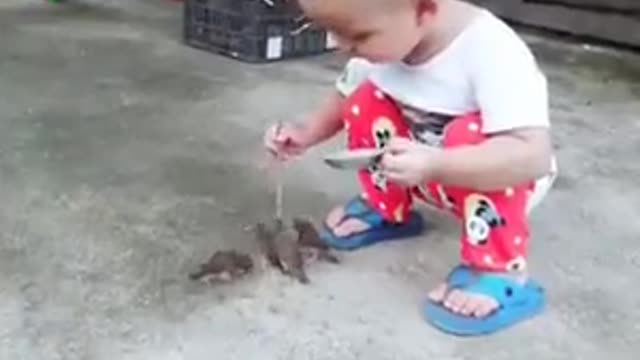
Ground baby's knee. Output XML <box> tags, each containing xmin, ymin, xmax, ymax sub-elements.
<box><xmin>343</xmin><ymin>81</ymin><xmax>410</xmax><ymax>149</ymax></box>
<box><xmin>441</xmin><ymin>112</ymin><xmax>486</xmax><ymax>148</ymax></box>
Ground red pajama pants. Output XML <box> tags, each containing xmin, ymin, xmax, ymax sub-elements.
<box><xmin>344</xmin><ymin>81</ymin><xmax>536</xmax><ymax>272</ymax></box>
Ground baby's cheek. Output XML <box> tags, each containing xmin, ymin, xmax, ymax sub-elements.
<box><xmin>360</xmin><ymin>40</ymin><xmax>397</xmax><ymax>63</ymax></box>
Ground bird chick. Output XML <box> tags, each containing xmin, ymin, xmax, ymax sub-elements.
<box><xmin>189</xmin><ymin>250</ymin><xmax>254</xmax><ymax>284</ymax></box>
<box><xmin>273</xmin><ymin>225</ymin><xmax>310</xmax><ymax>284</ymax></box>
<box><xmin>292</xmin><ymin>217</ymin><xmax>340</xmax><ymax>264</ymax></box>
<box><xmin>255</xmin><ymin>219</ymin><xmax>309</xmax><ymax>284</ymax></box>
<box><xmin>255</xmin><ymin>219</ymin><xmax>282</xmax><ymax>269</ymax></box>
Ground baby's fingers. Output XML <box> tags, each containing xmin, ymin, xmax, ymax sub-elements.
<box><xmin>386</xmin><ymin>137</ymin><xmax>414</xmax><ymax>154</ymax></box>
<box><xmin>382</xmin><ymin>168</ymin><xmax>408</xmax><ymax>186</ymax></box>
<box><xmin>273</xmin><ymin>125</ymin><xmax>296</xmax><ymax>145</ymax></box>
<box><xmin>380</xmin><ymin>153</ymin><xmax>403</xmax><ymax>173</ymax></box>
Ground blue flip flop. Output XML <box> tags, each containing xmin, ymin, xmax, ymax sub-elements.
<box><xmin>423</xmin><ymin>266</ymin><xmax>546</xmax><ymax>336</ymax></box>
<box><xmin>443</xmin><ymin>264</ymin><xmax>475</xmax><ymax>288</ymax></box>
<box><xmin>320</xmin><ymin>196</ymin><xmax>425</xmax><ymax>251</ymax></box>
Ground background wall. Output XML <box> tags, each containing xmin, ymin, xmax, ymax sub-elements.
<box><xmin>472</xmin><ymin>0</ymin><xmax>640</xmax><ymax>48</ymax></box>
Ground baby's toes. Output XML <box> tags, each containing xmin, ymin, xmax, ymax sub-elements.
<box><xmin>427</xmin><ymin>283</ymin><xmax>448</xmax><ymax>303</ymax></box>
<box><xmin>459</xmin><ymin>294</ymin><xmax>483</xmax><ymax>316</ymax></box>
<box><xmin>444</xmin><ymin>289</ymin><xmax>467</xmax><ymax>313</ymax></box>
<box><xmin>473</xmin><ymin>296</ymin><xmax>500</xmax><ymax>318</ymax></box>
<box><xmin>325</xmin><ymin>205</ymin><xmax>345</xmax><ymax>229</ymax></box>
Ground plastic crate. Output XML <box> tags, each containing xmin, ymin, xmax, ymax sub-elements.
<box><xmin>183</xmin><ymin>0</ymin><xmax>336</xmax><ymax>62</ymax></box>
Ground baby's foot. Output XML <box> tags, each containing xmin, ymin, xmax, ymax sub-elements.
<box><xmin>325</xmin><ymin>202</ymin><xmax>371</xmax><ymax>238</ymax></box>
<box><xmin>321</xmin><ymin>196</ymin><xmax>424</xmax><ymax>250</ymax></box>
<box><xmin>427</xmin><ymin>271</ymin><xmax>527</xmax><ymax>318</ymax></box>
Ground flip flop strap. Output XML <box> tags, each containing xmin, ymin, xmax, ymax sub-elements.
<box><xmin>462</xmin><ymin>274</ymin><xmax>530</xmax><ymax>307</ymax></box>
<box><xmin>444</xmin><ymin>265</ymin><xmax>532</xmax><ymax>308</ymax></box>
<box><xmin>445</xmin><ymin>265</ymin><xmax>475</xmax><ymax>288</ymax></box>
<box><xmin>342</xmin><ymin>196</ymin><xmax>386</xmax><ymax>228</ymax></box>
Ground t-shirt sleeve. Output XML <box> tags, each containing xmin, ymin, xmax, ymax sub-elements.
<box><xmin>468</xmin><ymin>24</ymin><xmax>550</xmax><ymax>134</ymax></box>
<box><xmin>335</xmin><ymin>57</ymin><xmax>374</xmax><ymax>97</ymax></box>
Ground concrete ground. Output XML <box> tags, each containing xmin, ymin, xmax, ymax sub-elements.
<box><xmin>1</xmin><ymin>1</ymin><xmax>639</xmax><ymax>359</ymax></box>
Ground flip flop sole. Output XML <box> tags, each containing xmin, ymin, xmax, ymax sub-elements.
<box><xmin>422</xmin><ymin>281</ymin><xmax>546</xmax><ymax>336</ymax></box>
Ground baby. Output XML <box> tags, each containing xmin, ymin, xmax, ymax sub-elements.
<box><xmin>264</xmin><ymin>0</ymin><xmax>557</xmax><ymax>336</ymax></box>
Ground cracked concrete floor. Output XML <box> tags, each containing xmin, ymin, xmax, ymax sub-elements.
<box><xmin>0</xmin><ymin>1</ymin><xmax>639</xmax><ymax>359</ymax></box>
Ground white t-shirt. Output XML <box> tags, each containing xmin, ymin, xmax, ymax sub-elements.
<box><xmin>335</xmin><ymin>9</ymin><xmax>550</xmax><ymax>146</ymax></box>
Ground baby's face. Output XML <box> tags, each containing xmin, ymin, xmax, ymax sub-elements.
<box><xmin>299</xmin><ymin>0</ymin><xmax>435</xmax><ymax>63</ymax></box>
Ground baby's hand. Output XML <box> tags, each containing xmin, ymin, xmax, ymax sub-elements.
<box><xmin>381</xmin><ymin>137</ymin><xmax>443</xmax><ymax>186</ymax></box>
<box><xmin>264</xmin><ymin>122</ymin><xmax>309</xmax><ymax>161</ymax></box>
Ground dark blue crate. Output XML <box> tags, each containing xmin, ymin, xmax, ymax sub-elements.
<box><xmin>183</xmin><ymin>0</ymin><xmax>334</xmax><ymax>62</ymax></box>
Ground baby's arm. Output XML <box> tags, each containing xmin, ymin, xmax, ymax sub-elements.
<box><xmin>299</xmin><ymin>58</ymin><xmax>372</xmax><ymax>148</ymax></box>
<box><xmin>434</xmin><ymin>127</ymin><xmax>552</xmax><ymax>191</ymax></box>
<box><xmin>297</xmin><ymin>90</ymin><xmax>345</xmax><ymax>148</ymax></box>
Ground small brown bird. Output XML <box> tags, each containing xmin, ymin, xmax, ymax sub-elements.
<box><xmin>255</xmin><ymin>220</ymin><xmax>281</xmax><ymax>269</ymax></box>
<box><xmin>292</xmin><ymin>217</ymin><xmax>340</xmax><ymax>264</ymax></box>
<box><xmin>273</xmin><ymin>225</ymin><xmax>310</xmax><ymax>284</ymax></box>
<box><xmin>188</xmin><ymin>250</ymin><xmax>254</xmax><ymax>283</ymax></box>
<box><xmin>255</xmin><ymin>218</ymin><xmax>309</xmax><ymax>284</ymax></box>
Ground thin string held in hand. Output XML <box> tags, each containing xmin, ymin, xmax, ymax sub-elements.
<box><xmin>274</xmin><ymin>122</ymin><xmax>284</xmax><ymax>220</ymax></box>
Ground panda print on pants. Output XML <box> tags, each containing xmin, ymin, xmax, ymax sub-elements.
<box><xmin>464</xmin><ymin>194</ymin><xmax>507</xmax><ymax>246</ymax></box>
<box><xmin>368</xmin><ymin>116</ymin><xmax>396</xmax><ymax>192</ymax></box>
